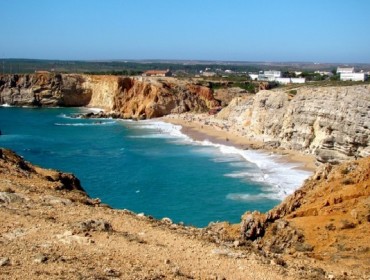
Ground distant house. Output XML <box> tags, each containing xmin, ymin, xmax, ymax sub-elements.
<box><xmin>201</xmin><ymin>71</ymin><xmax>217</xmax><ymax>77</ymax></box>
<box><xmin>337</xmin><ymin>67</ymin><xmax>367</xmax><ymax>81</ymax></box>
<box><xmin>275</xmin><ymin>78</ymin><xmax>291</xmax><ymax>84</ymax></box>
<box><xmin>340</xmin><ymin>73</ymin><xmax>367</xmax><ymax>82</ymax></box>
<box><xmin>249</xmin><ymin>73</ymin><xmax>259</xmax><ymax>80</ymax></box>
<box><xmin>290</xmin><ymin>78</ymin><xmax>306</xmax><ymax>84</ymax></box>
<box><xmin>276</xmin><ymin>77</ymin><xmax>306</xmax><ymax>84</ymax></box>
<box><xmin>257</xmin><ymin>70</ymin><xmax>282</xmax><ymax>82</ymax></box>
<box><xmin>143</xmin><ymin>69</ymin><xmax>172</xmax><ymax>77</ymax></box>
<box><xmin>337</xmin><ymin>67</ymin><xmax>354</xmax><ymax>74</ymax></box>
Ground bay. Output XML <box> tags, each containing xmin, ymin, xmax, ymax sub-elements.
<box><xmin>0</xmin><ymin>107</ymin><xmax>311</xmax><ymax>227</ymax></box>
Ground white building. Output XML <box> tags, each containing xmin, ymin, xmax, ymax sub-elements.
<box><xmin>256</xmin><ymin>70</ymin><xmax>305</xmax><ymax>84</ymax></box>
<box><xmin>337</xmin><ymin>67</ymin><xmax>354</xmax><ymax>74</ymax></box>
<box><xmin>290</xmin><ymin>78</ymin><xmax>306</xmax><ymax>84</ymax></box>
<box><xmin>340</xmin><ymin>73</ymin><xmax>367</xmax><ymax>82</ymax></box>
<box><xmin>249</xmin><ymin>73</ymin><xmax>259</xmax><ymax>80</ymax></box>
<box><xmin>275</xmin><ymin>78</ymin><xmax>291</xmax><ymax>84</ymax></box>
<box><xmin>275</xmin><ymin>77</ymin><xmax>306</xmax><ymax>84</ymax></box>
<box><xmin>263</xmin><ymin>70</ymin><xmax>282</xmax><ymax>79</ymax></box>
<box><xmin>201</xmin><ymin>71</ymin><xmax>217</xmax><ymax>77</ymax></box>
<box><xmin>257</xmin><ymin>70</ymin><xmax>282</xmax><ymax>82</ymax></box>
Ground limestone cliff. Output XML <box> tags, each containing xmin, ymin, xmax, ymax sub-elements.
<box><xmin>0</xmin><ymin>74</ymin><xmax>219</xmax><ymax>117</ymax></box>
<box><xmin>218</xmin><ymin>85</ymin><xmax>370</xmax><ymax>163</ymax></box>
<box><xmin>0</xmin><ymin>73</ymin><xmax>92</xmax><ymax>107</ymax></box>
<box><xmin>113</xmin><ymin>77</ymin><xmax>219</xmax><ymax>119</ymax></box>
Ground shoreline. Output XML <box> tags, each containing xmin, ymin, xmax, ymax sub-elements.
<box><xmin>161</xmin><ymin>113</ymin><xmax>317</xmax><ymax>173</ymax></box>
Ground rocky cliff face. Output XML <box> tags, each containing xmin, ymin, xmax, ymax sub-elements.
<box><xmin>0</xmin><ymin>74</ymin><xmax>219</xmax><ymax>118</ymax></box>
<box><xmin>113</xmin><ymin>77</ymin><xmax>219</xmax><ymax>119</ymax></box>
<box><xmin>218</xmin><ymin>85</ymin><xmax>370</xmax><ymax>163</ymax></box>
<box><xmin>239</xmin><ymin>157</ymin><xmax>370</xmax><ymax>278</ymax></box>
<box><xmin>0</xmin><ymin>73</ymin><xmax>92</xmax><ymax>107</ymax></box>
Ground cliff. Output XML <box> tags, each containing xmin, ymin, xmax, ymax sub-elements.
<box><xmin>239</xmin><ymin>157</ymin><xmax>370</xmax><ymax>279</ymax></box>
<box><xmin>0</xmin><ymin>74</ymin><xmax>219</xmax><ymax>117</ymax></box>
<box><xmin>217</xmin><ymin>85</ymin><xmax>370</xmax><ymax>163</ymax></box>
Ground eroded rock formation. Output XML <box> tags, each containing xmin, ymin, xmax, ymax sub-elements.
<box><xmin>218</xmin><ymin>85</ymin><xmax>370</xmax><ymax>162</ymax></box>
<box><xmin>239</xmin><ymin>157</ymin><xmax>370</xmax><ymax>277</ymax></box>
<box><xmin>0</xmin><ymin>74</ymin><xmax>220</xmax><ymax>118</ymax></box>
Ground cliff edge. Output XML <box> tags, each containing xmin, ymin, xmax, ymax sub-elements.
<box><xmin>239</xmin><ymin>157</ymin><xmax>370</xmax><ymax>279</ymax></box>
<box><xmin>0</xmin><ymin>148</ymin><xmax>300</xmax><ymax>280</ymax></box>
<box><xmin>0</xmin><ymin>74</ymin><xmax>220</xmax><ymax>118</ymax></box>
<box><xmin>218</xmin><ymin>85</ymin><xmax>370</xmax><ymax>163</ymax></box>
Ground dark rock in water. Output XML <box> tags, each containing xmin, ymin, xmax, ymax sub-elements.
<box><xmin>71</xmin><ymin>111</ymin><xmax>117</xmax><ymax>120</ymax></box>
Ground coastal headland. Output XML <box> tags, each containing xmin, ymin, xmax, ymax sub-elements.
<box><xmin>1</xmin><ymin>73</ymin><xmax>370</xmax><ymax>278</ymax></box>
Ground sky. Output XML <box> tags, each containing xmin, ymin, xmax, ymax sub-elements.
<box><xmin>1</xmin><ymin>0</ymin><xmax>370</xmax><ymax>63</ymax></box>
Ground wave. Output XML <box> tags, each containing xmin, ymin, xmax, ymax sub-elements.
<box><xmin>83</xmin><ymin>107</ymin><xmax>105</xmax><ymax>113</ymax></box>
<box><xmin>0</xmin><ymin>103</ymin><xmax>13</xmax><ymax>107</ymax></box>
<box><xmin>129</xmin><ymin>119</ymin><xmax>312</xmax><ymax>200</ymax></box>
<box><xmin>226</xmin><ymin>193</ymin><xmax>280</xmax><ymax>202</ymax></box>
<box><xmin>54</xmin><ymin>121</ymin><xmax>116</xmax><ymax>126</ymax></box>
<box><xmin>132</xmin><ymin>120</ymin><xmax>190</xmax><ymax>140</ymax></box>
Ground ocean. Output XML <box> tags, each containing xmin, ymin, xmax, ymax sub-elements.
<box><xmin>0</xmin><ymin>106</ymin><xmax>312</xmax><ymax>227</ymax></box>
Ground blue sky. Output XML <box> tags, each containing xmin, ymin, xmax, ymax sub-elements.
<box><xmin>1</xmin><ymin>0</ymin><xmax>369</xmax><ymax>63</ymax></box>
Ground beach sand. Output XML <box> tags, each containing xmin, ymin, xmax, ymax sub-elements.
<box><xmin>162</xmin><ymin>113</ymin><xmax>317</xmax><ymax>172</ymax></box>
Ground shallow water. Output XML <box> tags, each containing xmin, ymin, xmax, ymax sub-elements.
<box><xmin>0</xmin><ymin>107</ymin><xmax>311</xmax><ymax>227</ymax></box>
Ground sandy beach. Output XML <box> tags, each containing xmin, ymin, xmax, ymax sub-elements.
<box><xmin>162</xmin><ymin>113</ymin><xmax>317</xmax><ymax>172</ymax></box>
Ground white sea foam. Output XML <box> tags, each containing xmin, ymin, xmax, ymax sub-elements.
<box><xmin>84</xmin><ymin>107</ymin><xmax>105</xmax><ymax>113</ymax></box>
<box><xmin>54</xmin><ymin>121</ymin><xmax>116</xmax><ymax>126</ymax></box>
<box><xmin>133</xmin><ymin>120</ymin><xmax>190</xmax><ymax>140</ymax></box>
<box><xmin>132</xmin><ymin>120</ymin><xmax>312</xmax><ymax>201</ymax></box>
<box><xmin>0</xmin><ymin>103</ymin><xmax>13</xmax><ymax>107</ymax></box>
<box><xmin>226</xmin><ymin>193</ymin><xmax>280</xmax><ymax>201</ymax></box>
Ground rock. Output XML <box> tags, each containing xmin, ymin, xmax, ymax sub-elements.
<box><xmin>73</xmin><ymin>219</ymin><xmax>113</xmax><ymax>233</ymax></box>
<box><xmin>217</xmin><ymin>85</ymin><xmax>370</xmax><ymax>163</ymax></box>
<box><xmin>240</xmin><ymin>211</ymin><xmax>266</xmax><ymax>241</ymax></box>
<box><xmin>42</xmin><ymin>195</ymin><xmax>72</xmax><ymax>206</ymax></box>
<box><xmin>56</xmin><ymin>231</ymin><xmax>91</xmax><ymax>245</ymax></box>
<box><xmin>339</xmin><ymin>220</ymin><xmax>356</xmax><ymax>229</ymax></box>
<box><xmin>0</xmin><ymin>192</ymin><xmax>27</xmax><ymax>204</ymax></box>
<box><xmin>104</xmin><ymin>268</ymin><xmax>121</xmax><ymax>277</ymax></box>
<box><xmin>34</xmin><ymin>254</ymin><xmax>48</xmax><ymax>263</ymax></box>
<box><xmin>161</xmin><ymin>217</ymin><xmax>173</xmax><ymax>224</ymax></box>
<box><xmin>0</xmin><ymin>257</ymin><xmax>10</xmax><ymax>266</ymax></box>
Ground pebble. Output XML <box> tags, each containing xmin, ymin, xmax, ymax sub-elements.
<box><xmin>161</xmin><ymin>217</ymin><xmax>173</xmax><ymax>224</ymax></box>
<box><xmin>0</xmin><ymin>257</ymin><xmax>10</xmax><ymax>266</ymax></box>
<box><xmin>34</xmin><ymin>254</ymin><xmax>48</xmax><ymax>263</ymax></box>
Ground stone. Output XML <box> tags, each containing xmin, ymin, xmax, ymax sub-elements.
<box><xmin>0</xmin><ymin>257</ymin><xmax>10</xmax><ymax>266</ymax></box>
<box><xmin>0</xmin><ymin>192</ymin><xmax>27</xmax><ymax>204</ymax></box>
<box><xmin>73</xmin><ymin>219</ymin><xmax>113</xmax><ymax>233</ymax></box>
<box><xmin>34</xmin><ymin>254</ymin><xmax>48</xmax><ymax>263</ymax></box>
<box><xmin>161</xmin><ymin>217</ymin><xmax>173</xmax><ymax>224</ymax></box>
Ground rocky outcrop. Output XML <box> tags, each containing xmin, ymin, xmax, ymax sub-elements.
<box><xmin>239</xmin><ymin>157</ymin><xmax>370</xmax><ymax>277</ymax></box>
<box><xmin>0</xmin><ymin>73</ymin><xmax>92</xmax><ymax>107</ymax></box>
<box><xmin>113</xmin><ymin>77</ymin><xmax>219</xmax><ymax>119</ymax></box>
<box><xmin>218</xmin><ymin>85</ymin><xmax>370</xmax><ymax>163</ymax></box>
<box><xmin>0</xmin><ymin>74</ymin><xmax>220</xmax><ymax>118</ymax></box>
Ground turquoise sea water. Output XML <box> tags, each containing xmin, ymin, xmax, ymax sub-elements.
<box><xmin>0</xmin><ymin>107</ymin><xmax>311</xmax><ymax>227</ymax></box>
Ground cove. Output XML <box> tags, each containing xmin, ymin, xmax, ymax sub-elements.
<box><xmin>0</xmin><ymin>106</ymin><xmax>311</xmax><ymax>227</ymax></box>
